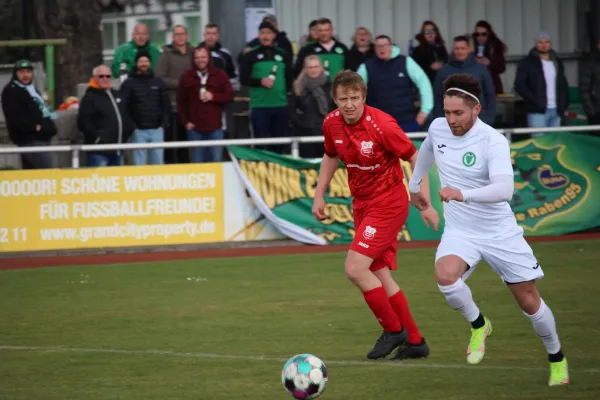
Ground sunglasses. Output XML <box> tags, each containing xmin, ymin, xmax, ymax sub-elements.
<box><xmin>97</xmin><ymin>74</ymin><xmax>112</xmax><ymax>79</ymax></box>
<box><xmin>475</xmin><ymin>32</ymin><xmax>488</xmax><ymax>37</ymax></box>
<box><xmin>424</xmin><ymin>29</ymin><xmax>436</xmax><ymax>34</ymax></box>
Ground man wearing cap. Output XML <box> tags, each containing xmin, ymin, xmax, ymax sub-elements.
<box><xmin>119</xmin><ymin>50</ymin><xmax>171</xmax><ymax>165</ymax></box>
<box><xmin>239</xmin><ymin>14</ymin><xmax>293</xmax><ymax>63</ymax></box>
<box><xmin>514</xmin><ymin>32</ymin><xmax>569</xmax><ymax>134</ymax></box>
<box><xmin>1</xmin><ymin>59</ymin><xmax>58</xmax><ymax>169</ymax></box>
<box><xmin>239</xmin><ymin>21</ymin><xmax>293</xmax><ymax>153</ymax></box>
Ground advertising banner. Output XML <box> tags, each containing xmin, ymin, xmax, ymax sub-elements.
<box><xmin>228</xmin><ymin>144</ymin><xmax>444</xmax><ymax>245</ymax></box>
<box><xmin>0</xmin><ymin>164</ymin><xmax>224</xmax><ymax>252</ymax></box>
<box><xmin>228</xmin><ymin>133</ymin><xmax>600</xmax><ymax>244</ymax></box>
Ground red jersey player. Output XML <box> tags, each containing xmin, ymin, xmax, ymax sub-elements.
<box><xmin>312</xmin><ymin>70</ymin><xmax>439</xmax><ymax>360</ymax></box>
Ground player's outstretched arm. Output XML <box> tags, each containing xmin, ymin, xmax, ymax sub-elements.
<box><xmin>312</xmin><ymin>154</ymin><xmax>340</xmax><ymax>221</ymax></box>
<box><xmin>407</xmin><ymin>137</ymin><xmax>439</xmax><ymax>231</ymax></box>
<box><xmin>408</xmin><ymin>136</ymin><xmax>435</xmax><ymax>209</ymax></box>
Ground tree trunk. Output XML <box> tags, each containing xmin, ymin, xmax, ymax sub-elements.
<box><xmin>34</xmin><ymin>0</ymin><xmax>103</xmax><ymax>104</ymax></box>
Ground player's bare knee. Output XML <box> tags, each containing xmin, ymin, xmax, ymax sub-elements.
<box><xmin>435</xmin><ymin>256</ymin><xmax>468</xmax><ymax>286</ymax></box>
<box><xmin>344</xmin><ymin>261</ymin><xmax>363</xmax><ymax>284</ymax></box>
<box><xmin>508</xmin><ymin>280</ymin><xmax>541</xmax><ymax>314</ymax></box>
<box><xmin>345</xmin><ymin>250</ymin><xmax>373</xmax><ymax>282</ymax></box>
<box><xmin>373</xmin><ymin>268</ymin><xmax>400</xmax><ymax>295</ymax></box>
<box><xmin>435</xmin><ymin>265</ymin><xmax>461</xmax><ymax>286</ymax></box>
<box><xmin>345</xmin><ymin>259</ymin><xmax>367</xmax><ymax>284</ymax></box>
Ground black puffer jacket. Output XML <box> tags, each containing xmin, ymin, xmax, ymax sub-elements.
<box><xmin>578</xmin><ymin>49</ymin><xmax>600</xmax><ymax>117</ymax></box>
<box><xmin>77</xmin><ymin>83</ymin><xmax>135</xmax><ymax>154</ymax></box>
<box><xmin>514</xmin><ymin>48</ymin><xmax>569</xmax><ymax>114</ymax></box>
<box><xmin>119</xmin><ymin>69</ymin><xmax>171</xmax><ymax>130</ymax></box>
<box><xmin>1</xmin><ymin>75</ymin><xmax>57</xmax><ymax>146</ymax></box>
<box><xmin>345</xmin><ymin>43</ymin><xmax>375</xmax><ymax>72</ymax></box>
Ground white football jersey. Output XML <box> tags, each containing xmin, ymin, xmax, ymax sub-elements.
<box><xmin>428</xmin><ymin>117</ymin><xmax>522</xmax><ymax>239</ymax></box>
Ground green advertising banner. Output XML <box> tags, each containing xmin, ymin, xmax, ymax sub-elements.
<box><xmin>228</xmin><ymin>133</ymin><xmax>600</xmax><ymax>245</ymax></box>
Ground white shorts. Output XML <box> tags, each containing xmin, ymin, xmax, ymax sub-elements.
<box><xmin>435</xmin><ymin>231</ymin><xmax>544</xmax><ymax>284</ymax></box>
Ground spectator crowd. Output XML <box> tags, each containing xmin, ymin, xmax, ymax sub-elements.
<box><xmin>2</xmin><ymin>14</ymin><xmax>599</xmax><ymax>169</ymax></box>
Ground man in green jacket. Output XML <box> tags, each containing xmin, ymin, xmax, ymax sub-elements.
<box><xmin>111</xmin><ymin>23</ymin><xmax>162</xmax><ymax>78</ymax></box>
<box><xmin>239</xmin><ymin>21</ymin><xmax>293</xmax><ymax>154</ymax></box>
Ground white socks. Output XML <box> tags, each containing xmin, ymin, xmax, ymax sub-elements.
<box><xmin>525</xmin><ymin>299</ymin><xmax>561</xmax><ymax>355</ymax></box>
<box><xmin>438</xmin><ymin>279</ymin><xmax>481</xmax><ymax>323</ymax></box>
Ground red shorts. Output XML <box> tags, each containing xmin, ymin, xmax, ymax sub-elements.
<box><xmin>349</xmin><ymin>202</ymin><xmax>409</xmax><ymax>272</ymax></box>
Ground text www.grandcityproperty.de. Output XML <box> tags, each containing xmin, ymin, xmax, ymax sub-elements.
<box><xmin>39</xmin><ymin>221</ymin><xmax>216</xmax><ymax>242</ymax></box>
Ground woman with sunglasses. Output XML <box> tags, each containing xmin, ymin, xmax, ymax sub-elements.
<box><xmin>412</xmin><ymin>20</ymin><xmax>449</xmax><ymax>85</ymax></box>
<box><xmin>472</xmin><ymin>20</ymin><xmax>507</xmax><ymax>94</ymax></box>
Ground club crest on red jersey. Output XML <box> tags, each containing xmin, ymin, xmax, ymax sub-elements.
<box><xmin>363</xmin><ymin>225</ymin><xmax>377</xmax><ymax>240</ymax></box>
<box><xmin>360</xmin><ymin>141</ymin><xmax>374</xmax><ymax>156</ymax></box>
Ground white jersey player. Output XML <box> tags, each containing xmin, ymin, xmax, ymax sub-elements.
<box><xmin>408</xmin><ymin>73</ymin><xmax>569</xmax><ymax>386</ymax></box>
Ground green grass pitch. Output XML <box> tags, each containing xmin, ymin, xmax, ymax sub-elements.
<box><xmin>1</xmin><ymin>240</ymin><xmax>599</xmax><ymax>399</ymax></box>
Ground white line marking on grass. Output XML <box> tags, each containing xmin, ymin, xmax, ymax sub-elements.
<box><xmin>1</xmin><ymin>345</ymin><xmax>598</xmax><ymax>374</ymax></box>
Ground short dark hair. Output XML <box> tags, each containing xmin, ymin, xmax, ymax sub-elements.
<box><xmin>205</xmin><ymin>23</ymin><xmax>219</xmax><ymax>31</ymax></box>
<box><xmin>172</xmin><ymin>24</ymin><xmax>187</xmax><ymax>33</ymax></box>
<box><xmin>453</xmin><ymin>35</ymin><xmax>470</xmax><ymax>44</ymax></box>
<box><xmin>331</xmin><ymin>69</ymin><xmax>367</xmax><ymax>99</ymax></box>
<box><xmin>317</xmin><ymin>18</ymin><xmax>332</xmax><ymax>26</ymax></box>
<box><xmin>443</xmin><ymin>74</ymin><xmax>481</xmax><ymax>107</ymax></box>
<box><xmin>309</xmin><ymin>19</ymin><xmax>318</xmax><ymax>28</ymax></box>
<box><xmin>375</xmin><ymin>34</ymin><xmax>392</xmax><ymax>43</ymax></box>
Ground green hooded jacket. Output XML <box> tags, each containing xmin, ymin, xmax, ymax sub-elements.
<box><xmin>110</xmin><ymin>40</ymin><xmax>162</xmax><ymax>77</ymax></box>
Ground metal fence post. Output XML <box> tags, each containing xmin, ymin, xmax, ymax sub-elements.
<box><xmin>504</xmin><ymin>129</ymin><xmax>513</xmax><ymax>143</ymax></box>
<box><xmin>291</xmin><ymin>139</ymin><xmax>300</xmax><ymax>158</ymax></box>
<box><xmin>45</xmin><ymin>44</ymin><xmax>55</xmax><ymax>110</ymax></box>
<box><xmin>71</xmin><ymin>147</ymin><xmax>80</xmax><ymax>168</ymax></box>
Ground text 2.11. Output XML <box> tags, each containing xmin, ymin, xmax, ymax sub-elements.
<box><xmin>0</xmin><ymin>228</ymin><xmax>27</xmax><ymax>243</ymax></box>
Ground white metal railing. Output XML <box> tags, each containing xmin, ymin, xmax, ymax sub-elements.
<box><xmin>0</xmin><ymin>125</ymin><xmax>597</xmax><ymax>169</ymax></box>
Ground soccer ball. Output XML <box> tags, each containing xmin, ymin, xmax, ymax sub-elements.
<box><xmin>281</xmin><ymin>353</ymin><xmax>328</xmax><ymax>399</ymax></box>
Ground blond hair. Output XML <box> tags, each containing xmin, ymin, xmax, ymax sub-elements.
<box><xmin>351</xmin><ymin>27</ymin><xmax>371</xmax><ymax>45</ymax></box>
<box><xmin>331</xmin><ymin>70</ymin><xmax>367</xmax><ymax>99</ymax></box>
<box><xmin>293</xmin><ymin>55</ymin><xmax>323</xmax><ymax>96</ymax></box>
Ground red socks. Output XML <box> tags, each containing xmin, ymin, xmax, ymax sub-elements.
<box><xmin>388</xmin><ymin>290</ymin><xmax>423</xmax><ymax>344</ymax></box>
<box><xmin>362</xmin><ymin>286</ymin><xmax>401</xmax><ymax>332</ymax></box>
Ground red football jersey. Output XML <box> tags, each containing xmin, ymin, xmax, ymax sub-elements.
<box><xmin>322</xmin><ymin>105</ymin><xmax>417</xmax><ymax>206</ymax></box>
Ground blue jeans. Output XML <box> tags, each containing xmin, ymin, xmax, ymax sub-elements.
<box><xmin>87</xmin><ymin>153</ymin><xmax>123</xmax><ymax>167</ymax></box>
<box><xmin>187</xmin><ymin>129</ymin><xmax>225</xmax><ymax>163</ymax></box>
<box><xmin>251</xmin><ymin>107</ymin><xmax>290</xmax><ymax>153</ymax></box>
<box><xmin>527</xmin><ymin>108</ymin><xmax>561</xmax><ymax>137</ymax></box>
<box><xmin>130</xmin><ymin>128</ymin><xmax>164</xmax><ymax>165</ymax></box>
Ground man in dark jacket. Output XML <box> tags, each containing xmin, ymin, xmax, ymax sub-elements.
<box><xmin>294</xmin><ymin>18</ymin><xmax>349</xmax><ymax>80</ymax></box>
<box><xmin>515</xmin><ymin>32</ymin><xmax>569</xmax><ymax>135</ymax></box>
<box><xmin>1</xmin><ymin>59</ymin><xmax>57</xmax><ymax>169</ymax></box>
<box><xmin>432</xmin><ymin>35</ymin><xmax>496</xmax><ymax>125</ymax></box>
<box><xmin>77</xmin><ymin>64</ymin><xmax>134</xmax><ymax>167</ymax></box>
<box><xmin>240</xmin><ymin>21</ymin><xmax>293</xmax><ymax>154</ymax></box>
<box><xmin>344</xmin><ymin>27</ymin><xmax>375</xmax><ymax>72</ymax></box>
<box><xmin>578</xmin><ymin>36</ymin><xmax>600</xmax><ymax>134</ymax></box>
<box><xmin>357</xmin><ymin>36</ymin><xmax>433</xmax><ymax>132</ymax></box>
<box><xmin>120</xmin><ymin>50</ymin><xmax>171</xmax><ymax>165</ymax></box>
<box><xmin>199</xmin><ymin>23</ymin><xmax>240</xmax><ymax>147</ymax></box>
<box><xmin>199</xmin><ymin>23</ymin><xmax>239</xmax><ymax>89</ymax></box>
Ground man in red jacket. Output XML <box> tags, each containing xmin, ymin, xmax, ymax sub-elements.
<box><xmin>176</xmin><ymin>45</ymin><xmax>234</xmax><ymax>163</ymax></box>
